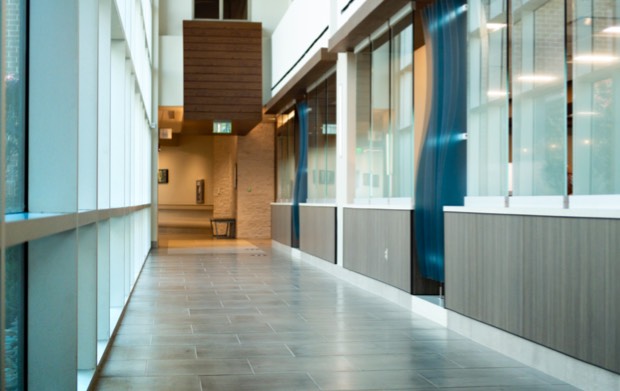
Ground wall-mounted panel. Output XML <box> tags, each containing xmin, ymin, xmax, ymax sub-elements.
<box><xmin>183</xmin><ymin>20</ymin><xmax>262</xmax><ymax>134</ymax></box>
<box><xmin>271</xmin><ymin>204</ymin><xmax>293</xmax><ymax>246</ymax></box>
<box><xmin>343</xmin><ymin>208</ymin><xmax>412</xmax><ymax>292</ymax></box>
<box><xmin>300</xmin><ymin>205</ymin><xmax>336</xmax><ymax>263</ymax></box>
<box><xmin>445</xmin><ymin>212</ymin><xmax>620</xmax><ymax>375</ymax></box>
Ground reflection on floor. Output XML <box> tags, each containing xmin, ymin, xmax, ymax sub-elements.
<box><xmin>92</xmin><ymin>239</ymin><xmax>577</xmax><ymax>390</ymax></box>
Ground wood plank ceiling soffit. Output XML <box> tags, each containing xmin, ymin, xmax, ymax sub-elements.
<box><xmin>183</xmin><ymin>20</ymin><xmax>263</xmax><ymax>135</ymax></box>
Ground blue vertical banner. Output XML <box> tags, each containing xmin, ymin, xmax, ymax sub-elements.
<box><xmin>292</xmin><ymin>101</ymin><xmax>309</xmax><ymax>247</ymax></box>
<box><xmin>415</xmin><ymin>0</ymin><xmax>468</xmax><ymax>282</ymax></box>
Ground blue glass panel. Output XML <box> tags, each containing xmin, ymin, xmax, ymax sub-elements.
<box><xmin>292</xmin><ymin>101</ymin><xmax>309</xmax><ymax>247</ymax></box>
<box><xmin>415</xmin><ymin>0</ymin><xmax>468</xmax><ymax>282</ymax></box>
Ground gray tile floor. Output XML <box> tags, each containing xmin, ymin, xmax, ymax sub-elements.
<box><xmin>93</xmin><ymin>239</ymin><xmax>579</xmax><ymax>390</ymax></box>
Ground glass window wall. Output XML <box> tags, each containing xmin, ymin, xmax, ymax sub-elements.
<box><xmin>307</xmin><ymin>72</ymin><xmax>337</xmax><ymax>202</ymax></box>
<box><xmin>195</xmin><ymin>0</ymin><xmax>248</xmax><ymax>20</ymax></box>
<box><xmin>572</xmin><ymin>0</ymin><xmax>620</xmax><ymax>195</ymax></box>
<box><xmin>511</xmin><ymin>0</ymin><xmax>567</xmax><ymax>196</ymax></box>
<box><xmin>276</xmin><ymin>110</ymin><xmax>296</xmax><ymax>201</ymax></box>
<box><xmin>355</xmin><ymin>14</ymin><xmax>415</xmax><ymax>203</ymax></box>
<box><xmin>467</xmin><ymin>0</ymin><xmax>509</xmax><ymax>197</ymax></box>
<box><xmin>5</xmin><ymin>0</ymin><xmax>27</xmax><ymax>213</ymax></box>
<box><xmin>390</xmin><ymin>19</ymin><xmax>415</xmax><ymax>199</ymax></box>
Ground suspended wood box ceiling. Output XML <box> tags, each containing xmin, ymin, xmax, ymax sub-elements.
<box><xmin>183</xmin><ymin>20</ymin><xmax>262</xmax><ymax>135</ymax></box>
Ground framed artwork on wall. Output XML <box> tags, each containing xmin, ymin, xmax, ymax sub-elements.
<box><xmin>196</xmin><ymin>179</ymin><xmax>205</xmax><ymax>204</ymax></box>
<box><xmin>158</xmin><ymin>169</ymin><xmax>169</xmax><ymax>184</ymax></box>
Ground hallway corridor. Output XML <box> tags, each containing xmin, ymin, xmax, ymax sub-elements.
<box><xmin>93</xmin><ymin>240</ymin><xmax>576</xmax><ymax>390</ymax></box>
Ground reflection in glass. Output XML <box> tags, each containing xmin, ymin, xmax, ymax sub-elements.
<box><xmin>306</xmin><ymin>73</ymin><xmax>337</xmax><ymax>202</ymax></box>
<box><xmin>467</xmin><ymin>0</ymin><xmax>509</xmax><ymax>196</ymax></box>
<box><xmin>572</xmin><ymin>0</ymin><xmax>620</xmax><ymax>195</ymax></box>
<box><xmin>5</xmin><ymin>0</ymin><xmax>27</xmax><ymax>213</ymax></box>
<box><xmin>354</xmin><ymin>15</ymin><xmax>415</xmax><ymax>202</ymax></box>
<box><xmin>391</xmin><ymin>19</ymin><xmax>414</xmax><ymax>198</ymax></box>
<box><xmin>355</xmin><ymin>44</ymin><xmax>372</xmax><ymax>199</ymax></box>
<box><xmin>371</xmin><ymin>35</ymin><xmax>390</xmax><ymax>198</ymax></box>
<box><xmin>326</xmin><ymin>74</ymin><xmax>337</xmax><ymax>200</ymax></box>
<box><xmin>511</xmin><ymin>0</ymin><xmax>567</xmax><ymax>196</ymax></box>
<box><xmin>307</xmin><ymin>87</ymin><xmax>319</xmax><ymax>200</ymax></box>
<box><xmin>276</xmin><ymin>111</ymin><xmax>296</xmax><ymax>201</ymax></box>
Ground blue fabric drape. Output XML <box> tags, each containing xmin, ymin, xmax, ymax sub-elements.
<box><xmin>292</xmin><ymin>101</ymin><xmax>308</xmax><ymax>246</ymax></box>
<box><xmin>414</xmin><ymin>0</ymin><xmax>468</xmax><ymax>282</ymax></box>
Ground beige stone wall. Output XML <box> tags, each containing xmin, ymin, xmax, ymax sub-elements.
<box><xmin>236</xmin><ymin>121</ymin><xmax>275</xmax><ymax>239</ymax></box>
<box><xmin>213</xmin><ymin>136</ymin><xmax>238</xmax><ymax>219</ymax></box>
<box><xmin>158</xmin><ymin>135</ymin><xmax>214</xmax><ymax>205</ymax></box>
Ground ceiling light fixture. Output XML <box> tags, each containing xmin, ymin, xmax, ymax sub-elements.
<box><xmin>487</xmin><ymin>90</ymin><xmax>508</xmax><ymax>98</ymax></box>
<box><xmin>574</xmin><ymin>54</ymin><xmax>618</xmax><ymax>64</ymax></box>
<box><xmin>517</xmin><ymin>74</ymin><xmax>557</xmax><ymax>83</ymax></box>
<box><xmin>603</xmin><ymin>25</ymin><xmax>620</xmax><ymax>34</ymax></box>
<box><xmin>486</xmin><ymin>23</ymin><xmax>507</xmax><ymax>32</ymax></box>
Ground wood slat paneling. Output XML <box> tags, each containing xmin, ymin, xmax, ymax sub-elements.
<box><xmin>300</xmin><ymin>206</ymin><xmax>336</xmax><ymax>264</ymax></box>
<box><xmin>271</xmin><ymin>205</ymin><xmax>292</xmax><ymax>246</ymax></box>
<box><xmin>184</xmin><ymin>42</ymin><xmax>261</xmax><ymax>53</ymax></box>
<box><xmin>343</xmin><ymin>208</ymin><xmax>412</xmax><ymax>293</ymax></box>
<box><xmin>445</xmin><ymin>212</ymin><xmax>620</xmax><ymax>375</ymax></box>
<box><xmin>183</xmin><ymin>20</ymin><xmax>262</xmax><ymax>135</ymax></box>
<box><xmin>184</xmin><ymin>58</ymin><xmax>262</xmax><ymax>69</ymax></box>
<box><xmin>187</xmin><ymin>51</ymin><xmax>261</xmax><ymax>60</ymax></box>
<box><xmin>185</xmin><ymin>89</ymin><xmax>261</xmax><ymax>98</ymax></box>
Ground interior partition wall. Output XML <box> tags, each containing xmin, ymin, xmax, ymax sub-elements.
<box><xmin>1</xmin><ymin>0</ymin><xmax>156</xmax><ymax>389</ymax></box>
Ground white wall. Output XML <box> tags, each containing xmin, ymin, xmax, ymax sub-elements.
<box><xmin>158</xmin><ymin>0</ymin><xmax>191</xmax><ymax>106</ymax></box>
<box><xmin>159</xmin><ymin>0</ymin><xmax>192</xmax><ymax>35</ymax></box>
<box><xmin>249</xmin><ymin>0</ymin><xmax>291</xmax><ymax>103</ymax></box>
<box><xmin>271</xmin><ymin>0</ymin><xmax>330</xmax><ymax>94</ymax></box>
<box><xmin>159</xmin><ymin>36</ymin><xmax>184</xmax><ymax>106</ymax></box>
<box><xmin>250</xmin><ymin>0</ymin><xmax>290</xmax><ymax>35</ymax></box>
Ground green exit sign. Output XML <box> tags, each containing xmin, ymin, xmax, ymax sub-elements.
<box><xmin>213</xmin><ymin>120</ymin><xmax>232</xmax><ymax>134</ymax></box>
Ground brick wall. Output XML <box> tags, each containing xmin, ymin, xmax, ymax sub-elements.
<box><xmin>236</xmin><ymin>120</ymin><xmax>275</xmax><ymax>239</ymax></box>
<box><xmin>213</xmin><ymin>137</ymin><xmax>238</xmax><ymax>218</ymax></box>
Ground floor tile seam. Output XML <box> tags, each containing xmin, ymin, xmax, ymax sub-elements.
<box><xmin>284</xmin><ymin>343</ymin><xmax>297</xmax><ymax>357</ymax></box>
<box><xmin>436</xmin><ymin>352</ymin><xmax>527</xmax><ymax>370</ymax></box>
<box><xmin>247</xmin><ymin>359</ymin><xmax>256</xmax><ymax>375</ymax></box>
<box><xmin>304</xmin><ymin>372</ymin><xmax>323</xmax><ymax>390</ymax></box>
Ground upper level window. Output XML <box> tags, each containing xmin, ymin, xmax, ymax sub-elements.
<box><xmin>195</xmin><ymin>0</ymin><xmax>248</xmax><ymax>20</ymax></box>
